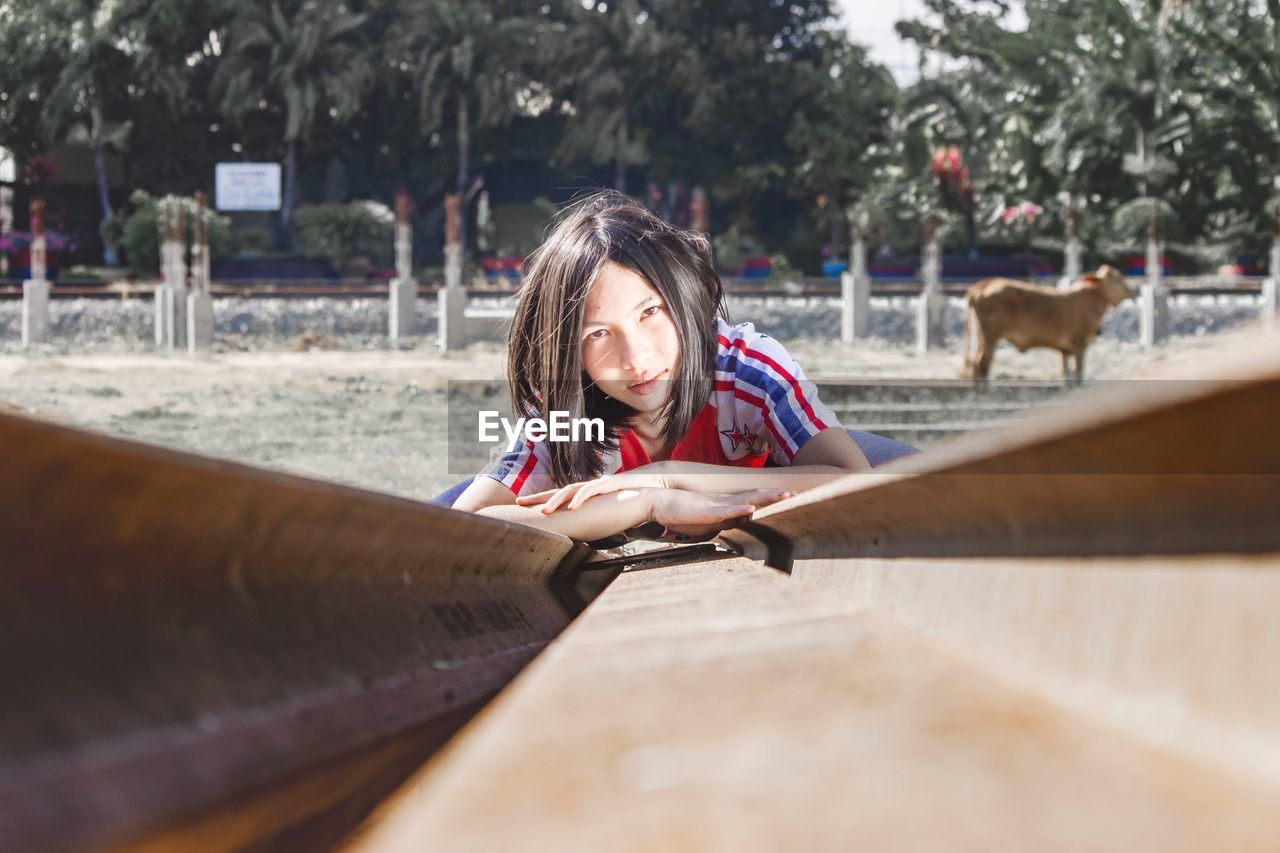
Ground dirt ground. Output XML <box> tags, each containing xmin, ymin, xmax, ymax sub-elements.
<box><xmin>1</xmin><ymin>318</ymin><xmax>1267</xmax><ymax>503</ymax></box>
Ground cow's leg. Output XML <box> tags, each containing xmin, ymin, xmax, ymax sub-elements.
<box><xmin>962</xmin><ymin>305</ymin><xmax>979</xmax><ymax>380</ymax></box>
<box><xmin>1074</xmin><ymin>347</ymin><xmax>1086</xmax><ymax>383</ymax></box>
<box><xmin>1060</xmin><ymin>351</ymin><xmax>1072</xmax><ymax>383</ymax></box>
<box><xmin>974</xmin><ymin>331</ymin><xmax>995</xmax><ymax>384</ymax></box>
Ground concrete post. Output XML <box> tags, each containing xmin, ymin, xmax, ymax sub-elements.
<box><xmin>1270</xmin><ymin>232</ymin><xmax>1280</xmax><ymax>288</ymax></box>
<box><xmin>22</xmin><ymin>199</ymin><xmax>50</xmax><ymax>347</ymax></box>
<box><xmin>187</xmin><ymin>192</ymin><xmax>214</xmax><ymax>354</ymax></box>
<box><xmin>916</xmin><ymin>216</ymin><xmax>947</xmax><ymax>353</ymax></box>
<box><xmin>1059</xmin><ymin>202</ymin><xmax>1081</xmax><ymax>288</ymax></box>
<box><xmin>1062</xmin><ymin>238</ymin><xmax>1082</xmax><ymax>288</ymax></box>
<box><xmin>841</xmin><ymin>208</ymin><xmax>870</xmax><ymax>342</ymax></box>
<box><xmin>1139</xmin><ymin>237</ymin><xmax>1168</xmax><ymax>348</ymax></box>
<box><xmin>1263</xmin><ymin>230</ymin><xmax>1280</xmax><ymax>325</ymax></box>
<box><xmin>22</xmin><ymin>276</ymin><xmax>49</xmax><ymax>346</ymax></box>
<box><xmin>153</xmin><ymin>198</ymin><xmax>189</xmax><ymax>351</ymax></box>
<box><xmin>0</xmin><ymin>185</ymin><xmax>12</xmax><ymax>279</ymax></box>
<box><xmin>155</xmin><ymin>199</ymin><xmax>173</xmax><ymax>347</ymax></box>
<box><xmin>154</xmin><ymin>286</ymin><xmax>170</xmax><ymax>347</ymax></box>
<box><xmin>389</xmin><ymin>190</ymin><xmax>418</xmax><ymax>341</ymax></box>
<box><xmin>438</xmin><ymin>245</ymin><xmax>467</xmax><ymax>351</ymax></box>
<box><xmin>438</xmin><ymin>193</ymin><xmax>467</xmax><ymax>351</ymax></box>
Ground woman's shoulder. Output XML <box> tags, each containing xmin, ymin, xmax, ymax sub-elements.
<box><xmin>713</xmin><ymin>317</ymin><xmax>801</xmax><ymax>369</ymax></box>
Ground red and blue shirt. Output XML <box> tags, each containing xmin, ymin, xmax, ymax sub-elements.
<box><xmin>479</xmin><ymin>319</ymin><xmax>840</xmax><ymax>496</ymax></box>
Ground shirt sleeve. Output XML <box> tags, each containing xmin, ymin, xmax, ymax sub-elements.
<box><xmin>722</xmin><ymin>329</ymin><xmax>841</xmax><ymax>465</ymax></box>
<box><xmin>476</xmin><ymin>434</ymin><xmax>555</xmax><ymax>496</ymax></box>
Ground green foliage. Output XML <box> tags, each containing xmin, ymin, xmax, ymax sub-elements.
<box><xmin>6</xmin><ymin>0</ymin><xmax>1280</xmax><ymax>274</ymax></box>
<box><xmin>712</xmin><ymin>226</ymin><xmax>750</xmax><ymax>271</ymax></box>
<box><xmin>887</xmin><ymin>0</ymin><xmax>1280</xmax><ymax>266</ymax></box>
<box><xmin>212</xmin><ymin>0</ymin><xmax>375</xmax><ymax>228</ymax></box>
<box><xmin>786</xmin><ymin>29</ymin><xmax>898</xmax><ymax>247</ymax></box>
<box><xmin>766</xmin><ymin>253</ymin><xmax>803</xmax><ymax>287</ymax></box>
<box><xmin>293</xmin><ymin>202</ymin><xmax>394</xmax><ymax>272</ymax></box>
<box><xmin>120</xmin><ymin>190</ymin><xmax>234</xmax><ymax>276</ymax></box>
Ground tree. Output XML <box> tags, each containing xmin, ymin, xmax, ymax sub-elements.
<box><xmin>212</xmin><ymin>0</ymin><xmax>375</xmax><ymax>237</ymax></box>
<box><xmin>0</xmin><ymin>0</ymin><xmax>194</xmax><ymax>264</ymax></box>
<box><xmin>389</xmin><ymin>0</ymin><xmax>546</xmax><ymax>252</ymax></box>
<box><xmin>896</xmin><ymin>0</ymin><xmax>1208</xmax><ymax>263</ymax></box>
<box><xmin>644</xmin><ymin>0</ymin><xmax>838</xmax><ymax>229</ymax></box>
<box><xmin>544</xmin><ymin>0</ymin><xmax>682</xmax><ymax>192</ymax></box>
<box><xmin>785</xmin><ymin>30</ymin><xmax>897</xmax><ymax>255</ymax></box>
<box><xmin>1168</xmin><ymin>0</ymin><xmax>1280</xmax><ymax>259</ymax></box>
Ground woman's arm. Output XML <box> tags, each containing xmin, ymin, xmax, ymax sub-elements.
<box><xmin>655</xmin><ymin>427</ymin><xmax>871</xmax><ymax>493</ymax></box>
<box><xmin>454</xmin><ymin>477</ymin><xmax>649</xmax><ymax>541</ymax></box>
<box><xmin>453</xmin><ymin>474</ymin><xmax>791</xmax><ymax>541</ymax></box>
<box><xmin>519</xmin><ymin>428</ymin><xmax>870</xmax><ymax>513</ymax></box>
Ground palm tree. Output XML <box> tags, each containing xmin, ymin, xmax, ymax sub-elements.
<box><xmin>213</xmin><ymin>0</ymin><xmax>374</xmax><ymax>236</ymax></box>
<box><xmin>545</xmin><ymin>0</ymin><xmax>678</xmax><ymax>192</ymax></box>
<box><xmin>786</xmin><ymin>31</ymin><xmax>897</xmax><ymax>257</ymax></box>
<box><xmin>1168</xmin><ymin>0</ymin><xmax>1280</xmax><ymax>257</ymax></box>
<box><xmin>389</xmin><ymin>0</ymin><xmax>543</xmax><ymax>252</ymax></box>
<box><xmin>3</xmin><ymin>0</ymin><xmax>188</xmax><ymax>264</ymax></box>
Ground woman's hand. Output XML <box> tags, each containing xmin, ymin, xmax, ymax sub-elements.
<box><xmin>516</xmin><ymin>469</ymin><xmax>670</xmax><ymax>514</ymax></box>
<box><xmin>649</xmin><ymin>488</ymin><xmax>794</xmax><ymax>538</ymax></box>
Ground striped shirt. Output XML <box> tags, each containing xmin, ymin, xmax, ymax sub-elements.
<box><xmin>479</xmin><ymin>318</ymin><xmax>840</xmax><ymax>496</ymax></box>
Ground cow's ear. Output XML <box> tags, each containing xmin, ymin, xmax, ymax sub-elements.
<box><xmin>1080</xmin><ymin>274</ymin><xmax>1101</xmax><ymax>285</ymax></box>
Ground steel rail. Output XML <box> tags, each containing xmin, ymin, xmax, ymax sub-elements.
<box><xmin>0</xmin><ymin>410</ymin><xmax>602</xmax><ymax>851</ymax></box>
<box><xmin>351</xmin><ymin>329</ymin><xmax>1280</xmax><ymax>851</ymax></box>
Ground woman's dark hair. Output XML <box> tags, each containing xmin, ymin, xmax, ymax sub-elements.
<box><xmin>508</xmin><ymin>189</ymin><xmax>726</xmax><ymax>486</ymax></box>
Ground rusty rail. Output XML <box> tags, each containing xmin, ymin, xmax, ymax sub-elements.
<box><xmin>0</xmin><ymin>411</ymin><xmax>600</xmax><ymax>850</ymax></box>
<box><xmin>352</xmin><ymin>330</ymin><xmax>1280</xmax><ymax>851</ymax></box>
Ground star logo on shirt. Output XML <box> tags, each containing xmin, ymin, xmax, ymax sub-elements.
<box><xmin>720</xmin><ymin>424</ymin><xmax>755</xmax><ymax>453</ymax></box>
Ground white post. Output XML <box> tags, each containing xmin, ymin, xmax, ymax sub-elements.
<box><xmin>842</xmin><ymin>208</ymin><xmax>871</xmax><ymax>343</ymax></box>
<box><xmin>916</xmin><ymin>217</ymin><xmax>946</xmax><ymax>353</ymax></box>
<box><xmin>438</xmin><ymin>244</ymin><xmax>467</xmax><ymax>351</ymax></box>
<box><xmin>1059</xmin><ymin>201</ymin><xmax>1081</xmax><ymax>288</ymax></box>
<box><xmin>154</xmin><ymin>198</ymin><xmax>189</xmax><ymax>350</ymax></box>
<box><xmin>1061</xmin><ymin>237</ymin><xmax>1082</xmax><ymax>289</ymax></box>
<box><xmin>1139</xmin><ymin>237</ymin><xmax>1169</xmax><ymax>348</ymax></box>
<box><xmin>187</xmin><ymin>192</ymin><xmax>214</xmax><ymax>354</ymax></box>
<box><xmin>390</xmin><ymin>191</ymin><xmax>418</xmax><ymax>341</ymax></box>
<box><xmin>437</xmin><ymin>192</ymin><xmax>467</xmax><ymax>351</ymax></box>
<box><xmin>186</xmin><ymin>287</ymin><xmax>213</xmax><ymax>352</ymax></box>
<box><xmin>1263</xmin><ymin>231</ymin><xmax>1280</xmax><ymax>325</ymax></box>
<box><xmin>22</xmin><ymin>200</ymin><xmax>49</xmax><ymax>347</ymax></box>
<box><xmin>21</xmin><ymin>276</ymin><xmax>49</xmax><ymax>346</ymax></box>
<box><xmin>154</xmin><ymin>285</ymin><xmax>171</xmax><ymax>347</ymax></box>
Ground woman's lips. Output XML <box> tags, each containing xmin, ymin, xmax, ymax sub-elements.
<box><xmin>628</xmin><ymin>371</ymin><xmax>666</xmax><ymax>395</ymax></box>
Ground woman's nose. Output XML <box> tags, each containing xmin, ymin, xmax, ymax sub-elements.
<box><xmin>615</xmin><ymin>332</ymin><xmax>652</xmax><ymax>374</ymax></box>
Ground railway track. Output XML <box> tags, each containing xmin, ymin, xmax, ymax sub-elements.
<box><xmin>2</xmin><ymin>330</ymin><xmax>1278</xmax><ymax>849</ymax></box>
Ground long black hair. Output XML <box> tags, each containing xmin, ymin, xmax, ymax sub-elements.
<box><xmin>507</xmin><ymin>190</ymin><xmax>726</xmax><ymax>485</ymax></box>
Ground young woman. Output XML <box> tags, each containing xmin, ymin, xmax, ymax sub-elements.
<box><xmin>451</xmin><ymin>190</ymin><xmax>873</xmax><ymax>542</ymax></box>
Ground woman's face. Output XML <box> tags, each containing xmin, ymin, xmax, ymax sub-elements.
<box><xmin>580</xmin><ymin>260</ymin><xmax>681</xmax><ymax>416</ymax></box>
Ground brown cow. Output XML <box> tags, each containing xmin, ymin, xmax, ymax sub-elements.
<box><xmin>962</xmin><ymin>264</ymin><xmax>1136</xmax><ymax>383</ymax></box>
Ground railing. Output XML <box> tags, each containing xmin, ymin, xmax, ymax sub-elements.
<box><xmin>1</xmin><ymin>274</ymin><xmax>1268</xmax><ymax>301</ymax></box>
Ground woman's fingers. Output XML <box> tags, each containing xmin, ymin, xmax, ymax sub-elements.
<box><xmin>567</xmin><ymin>476</ymin><xmax>620</xmax><ymax>511</ymax></box>
<box><xmin>733</xmin><ymin>489</ymin><xmax>794</xmax><ymax>508</ymax></box>
<box><xmin>516</xmin><ymin>488</ymin><xmax>557</xmax><ymax>506</ymax></box>
<box><xmin>540</xmin><ymin>482</ymin><xmax>585</xmax><ymax>514</ymax></box>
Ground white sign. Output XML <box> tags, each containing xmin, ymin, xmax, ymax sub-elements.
<box><xmin>215</xmin><ymin>163</ymin><xmax>282</xmax><ymax>211</ymax></box>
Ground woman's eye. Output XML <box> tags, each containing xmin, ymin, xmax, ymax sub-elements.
<box><xmin>584</xmin><ymin>328</ymin><xmax>607</xmax><ymax>341</ymax></box>
<box><xmin>641</xmin><ymin>304</ymin><xmax>662</xmax><ymax>318</ymax></box>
